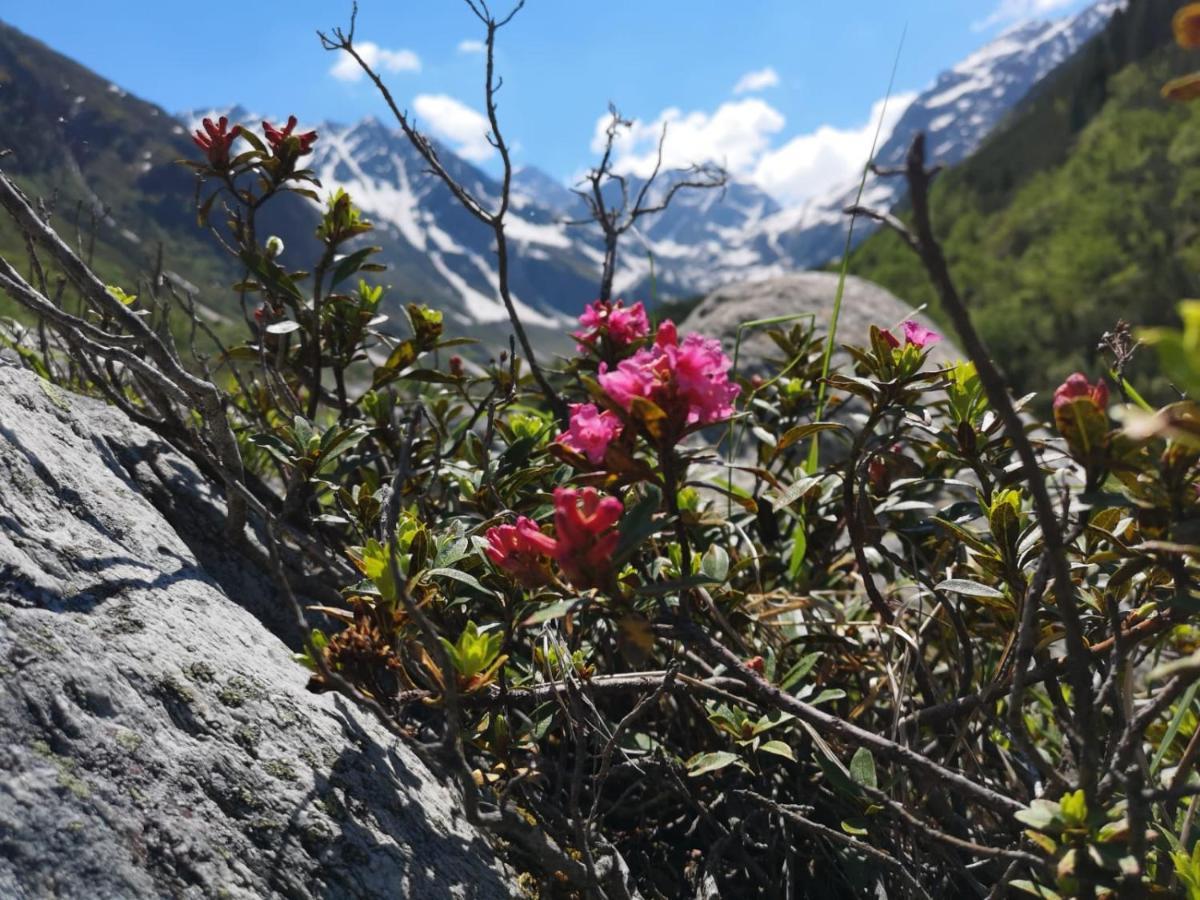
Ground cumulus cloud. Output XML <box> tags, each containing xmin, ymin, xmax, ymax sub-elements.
<box><xmin>591</xmin><ymin>99</ymin><xmax>785</xmax><ymax>179</ymax></box>
<box><xmin>973</xmin><ymin>0</ymin><xmax>1077</xmax><ymax>30</ymax></box>
<box><xmin>752</xmin><ymin>92</ymin><xmax>916</xmax><ymax>206</ymax></box>
<box><xmin>589</xmin><ymin>91</ymin><xmax>916</xmax><ymax>207</ymax></box>
<box><xmin>457</xmin><ymin>39</ymin><xmax>485</xmax><ymax>54</ymax></box>
<box><xmin>329</xmin><ymin>42</ymin><xmax>421</xmax><ymax>82</ymax></box>
<box><xmin>732</xmin><ymin>67</ymin><xmax>780</xmax><ymax>95</ymax></box>
<box><xmin>413</xmin><ymin>94</ymin><xmax>494</xmax><ymax>163</ymax></box>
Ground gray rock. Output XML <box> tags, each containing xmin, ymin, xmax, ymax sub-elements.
<box><xmin>0</xmin><ymin>360</ymin><xmax>515</xmax><ymax>899</ymax></box>
<box><xmin>681</xmin><ymin>272</ymin><xmax>960</xmax><ymax>371</ymax></box>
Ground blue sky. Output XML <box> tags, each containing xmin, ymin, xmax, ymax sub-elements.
<box><xmin>5</xmin><ymin>0</ymin><xmax>1095</xmax><ymax>203</ymax></box>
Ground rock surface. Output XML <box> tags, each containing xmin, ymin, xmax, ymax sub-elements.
<box><xmin>0</xmin><ymin>358</ymin><xmax>515</xmax><ymax>899</ymax></box>
<box><xmin>681</xmin><ymin>272</ymin><xmax>960</xmax><ymax>370</ymax></box>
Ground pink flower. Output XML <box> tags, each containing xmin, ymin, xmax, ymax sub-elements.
<box><xmin>552</xmin><ymin>487</ymin><xmax>623</xmax><ymax>590</ymax></box>
<box><xmin>192</xmin><ymin>116</ymin><xmax>241</xmax><ymax>170</ymax></box>
<box><xmin>881</xmin><ymin>320</ymin><xmax>941</xmax><ymax>350</ymax></box>
<box><xmin>485</xmin><ymin>517</ymin><xmax>558</xmax><ymax>587</ymax></box>
<box><xmin>558</xmin><ymin>403</ymin><xmax>623</xmax><ymax>465</ymax></box>
<box><xmin>1053</xmin><ymin>373</ymin><xmax>1109</xmax><ymax>411</ymax></box>
<box><xmin>902</xmin><ymin>320</ymin><xmax>940</xmax><ymax>349</ymax></box>
<box><xmin>597</xmin><ymin>319</ymin><xmax>739</xmax><ymax>435</ymax></box>
<box><xmin>573</xmin><ymin>299</ymin><xmax>650</xmax><ymax>351</ymax></box>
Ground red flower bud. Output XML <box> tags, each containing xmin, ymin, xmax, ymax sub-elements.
<box><xmin>192</xmin><ymin>116</ymin><xmax>241</xmax><ymax>170</ymax></box>
<box><xmin>744</xmin><ymin>656</ymin><xmax>765</xmax><ymax>674</ymax></box>
<box><xmin>262</xmin><ymin>115</ymin><xmax>318</xmax><ymax>157</ymax></box>
<box><xmin>449</xmin><ymin>355</ymin><xmax>464</xmax><ymax>377</ymax></box>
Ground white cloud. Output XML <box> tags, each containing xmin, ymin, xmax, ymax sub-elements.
<box><xmin>752</xmin><ymin>92</ymin><xmax>916</xmax><ymax>206</ymax></box>
<box><xmin>457</xmin><ymin>39</ymin><xmax>485</xmax><ymax>54</ymax></box>
<box><xmin>589</xmin><ymin>91</ymin><xmax>917</xmax><ymax>207</ymax></box>
<box><xmin>329</xmin><ymin>42</ymin><xmax>421</xmax><ymax>82</ymax></box>
<box><xmin>732</xmin><ymin>67</ymin><xmax>780</xmax><ymax>95</ymax></box>
<box><xmin>973</xmin><ymin>0</ymin><xmax>1076</xmax><ymax>30</ymax></box>
<box><xmin>413</xmin><ymin>94</ymin><xmax>494</xmax><ymax>162</ymax></box>
<box><xmin>591</xmin><ymin>98</ymin><xmax>785</xmax><ymax>179</ymax></box>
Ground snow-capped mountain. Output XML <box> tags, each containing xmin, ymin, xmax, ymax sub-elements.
<box><xmin>184</xmin><ymin>0</ymin><xmax>1120</xmax><ymax>324</ymax></box>
<box><xmin>763</xmin><ymin>0</ymin><xmax>1125</xmax><ymax>267</ymax></box>
<box><xmin>185</xmin><ymin>109</ymin><xmax>602</xmax><ymax>328</ymax></box>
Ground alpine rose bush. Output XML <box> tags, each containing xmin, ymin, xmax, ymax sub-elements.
<box><xmin>21</xmin><ymin>100</ymin><xmax>1182</xmax><ymax>899</ymax></box>
<box><xmin>598</xmin><ymin>319</ymin><xmax>739</xmax><ymax>433</ymax></box>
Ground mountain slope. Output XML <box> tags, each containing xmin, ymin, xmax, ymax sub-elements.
<box><xmin>762</xmin><ymin>0</ymin><xmax>1124</xmax><ymax>269</ymax></box>
<box><xmin>0</xmin><ymin>21</ymin><xmax>243</xmax><ymax>326</ymax></box>
<box><xmin>849</xmin><ymin>0</ymin><xmax>1191</xmax><ymax>399</ymax></box>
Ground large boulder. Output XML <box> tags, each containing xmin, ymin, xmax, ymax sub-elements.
<box><xmin>681</xmin><ymin>272</ymin><xmax>960</xmax><ymax>369</ymax></box>
<box><xmin>0</xmin><ymin>358</ymin><xmax>515</xmax><ymax>899</ymax></box>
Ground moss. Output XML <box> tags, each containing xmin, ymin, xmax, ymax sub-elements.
<box><xmin>184</xmin><ymin>660</ymin><xmax>217</xmax><ymax>684</ymax></box>
<box><xmin>57</xmin><ymin>769</ymin><xmax>91</xmax><ymax>799</ymax></box>
<box><xmin>105</xmin><ymin>603</ymin><xmax>145</xmax><ymax>635</ymax></box>
<box><xmin>33</xmin><ymin>740</ymin><xmax>91</xmax><ymax>799</ymax></box>
<box><xmin>316</xmin><ymin>791</ymin><xmax>348</xmax><ymax>822</ymax></box>
<box><xmin>114</xmin><ymin>729</ymin><xmax>144</xmax><ymax>752</ymax></box>
<box><xmin>217</xmin><ymin>674</ymin><xmax>261</xmax><ymax>708</ymax></box>
<box><xmin>157</xmin><ymin>673</ymin><xmax>195</xmax><ymax>704</ymax></box>
<box><xmin>233</xmin><ymin>724</ymin><xmax>261</xmax><ymax>756</ymax></box>
<box><xmin>262</xmin><ymin>758</ymin><xmax>298</xmax><ymax>782</ymax></box>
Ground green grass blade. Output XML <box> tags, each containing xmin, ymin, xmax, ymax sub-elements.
<box><xmin>806</xmin><ymin>23</ymin><xmax>908</xmax><ymax>475</ymax></box>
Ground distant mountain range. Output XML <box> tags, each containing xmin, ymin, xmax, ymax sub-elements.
<box><xmin>849</xmin><ymin>0</ymin><xmax>1189</xmax><ymax>402</ymax></box>
<box><xmin>0</xmin><ymin>1</ymin><xmax>1122</xmax><ymax>331</ymax></box>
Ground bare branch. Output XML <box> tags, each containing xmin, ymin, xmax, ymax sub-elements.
<box><xmin>319</xmin><ymin>0</ymin><xmax>566</xmax><ymax>424</ymax></box>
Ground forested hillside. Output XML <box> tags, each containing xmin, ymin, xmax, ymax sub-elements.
<box><xmin>850</xmin><ymin>0</ymin><xmax>1196</xmax><ymax>401</ymax></box>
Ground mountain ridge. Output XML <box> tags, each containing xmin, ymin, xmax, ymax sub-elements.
<box><xmin>0</xmin><ymin>1</ymin><xmax>1124</xmax><ymax>336</ymax></box>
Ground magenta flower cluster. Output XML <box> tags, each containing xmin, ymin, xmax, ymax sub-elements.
<box><xmin>572</xmin><ymin>299</ymin><xmax>650</xmax><ymax>350</ymax></box>
<box><xmin>557</xmin><ymin>302</ymin><xmax>740</xmax><ymax>462</ymax></box>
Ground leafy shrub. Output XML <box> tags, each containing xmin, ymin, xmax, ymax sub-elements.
<box><xmin>0</xmin><ymin>7</ymin><xmax>1198</xmax><ymax>898</ymax></box>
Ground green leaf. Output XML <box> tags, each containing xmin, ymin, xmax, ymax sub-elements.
<box><xmin>522</xmin><ymin>600</ymin><xmax>579</xmax><ymax>626</ymax></box>
<box><xmin>770</xmin><ymin>475</ymin><xmax>822</xmax><ymax>512</ymax></box>
<box><xmin>849</xmin><ymin>747</ymin><xmax>877</xmax><ymax>790</ymax></box>
<box><xmin>424</xmin><ymin>567</ymin><xmax>490</xmax><ymax>595</ymax></box>
<box><xmin>758</xmin><ymin>740</ymin><xmax>795</xmax><ymax>761</ymax></box>
<box><xmin>1152</xmin><ymin>681</ymin><xmax>1200</xmax><ymax>774</ymax></box>
<box><xmin>1014</xmin><ymin>798</ymin><xmax>1062</xmax><ymax>832</ymax></box>
<box><xmin>612</xmin><ymin>485</ymin><xmax>662</xmax><ymax>566</ymax></box>
<box><xmin>775</xmin><ymin>422</ymin><xmax>846</xmax><ymax>454</ymax></box>
<box><xmin>105</xmin><ymin>284</ymin><xmax>137</xmax><ymax>306</ymax></box>
<box><xmin>685</xmin><ymin>751</ymin><xmax>740</xmax><ymax>777</ymax></box>
<box><xmin>1010</xmin><ymin>880</ymin><xmax>1062</xmax><ymax>899</ymax></box>
<box><xmin>779</xmin><ymin>651</ymin><xmax>822</xmax><ymax>692</ymax></box>
<box><xmin>935</xmin><ymin>578</ymin><xmax>1005</xmax><ymax>599</ymax></box>
<box><xmin>402</xmin><ymin>368</ymin><xmax>460</xmax><ymax>385</ymax></box>
<box><xmin>840</xmin><ymin>820</ymin><xmax>869</xmax><ymax>836</ymax></box>
<box><xmin>787</xmin><ymin>517</ymin><xmax>808</xmax><ymax>580</ymax></box>
<box><xmin>700</xmin><ymin>544</ymin><xmax>730</xmax><ymax>584</ymax></box>
<box><xmin>330</xmin><ymin>246</ymin><xmax>381</xmax><ymax>286</ymax></box>
<box><xmin>930</xmin><ymin>517</ymin><xmax>998</xmax><ymax>557</ymax></box>
<box><xmin>808</xmin><ymin>688</ymin><xmax>845</xmax><ymax>706</ymax></box>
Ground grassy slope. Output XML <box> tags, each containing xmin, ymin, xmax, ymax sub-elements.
<box><xmin>0</xmin><ymin>21</ymin><xmax>244</xmax><ymax>308</ymax></box>
<box><xmin>848</xmin><ymin>0</ymin><xmax>1195</xmax><ymax>401</ymax></box>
